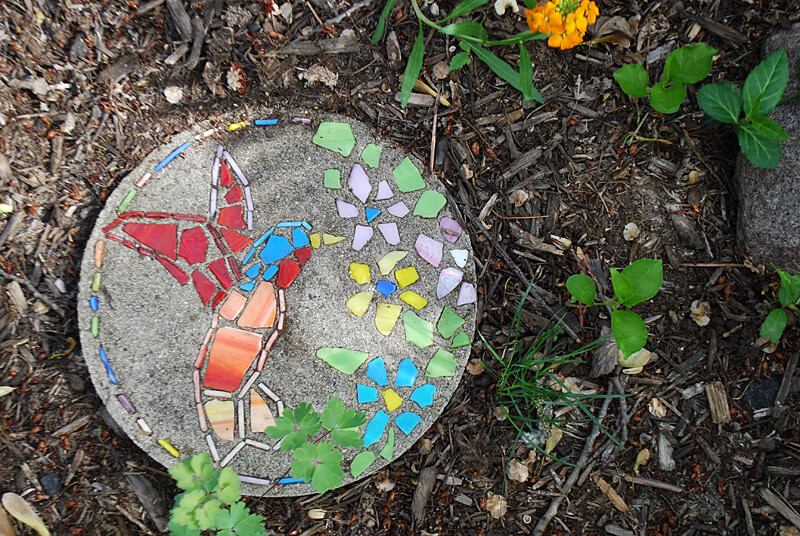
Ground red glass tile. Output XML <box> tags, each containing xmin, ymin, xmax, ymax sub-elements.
<box><xmin>105</xmin><ymin>233</ymin><xmax>123</xmax><ymax>243</ymax></box>
<box><xmin>225</xmin><ymin>186</ymin><xmax>243</xmax><ymax>204</ymax></box>
<box><xmin>203</xmin><ymin>327</ymin><xmax>262</xmax><ymax>391</ymax></box>
<box><xmin>295</xmin><ymin>247</ymin><xmax>312</xmax><ymax>266</ymax></box>
<box><xmin>227</xmin><ymin>256</ymin><xmax>242</xmax><ymax>280</ymax></box>
<box><xmin>192</xmin><ymin>270</ymin><xmax>216</xmax><ymax>305</ymax></box>
<box><xmin>173</xmin><ymin>213</ymin><xmax>207</xmax><ymax>222</ymax></box>
<box><xmin>102</xmin><ymin>219</ymin><xmax>122</xmax><ymax>233</ymax></box>
<box><xmin>123</xmin><ymin>239</ymin><xmax>136</xmax><ymax>250</ymax></box>
<box><xmin>178</xmin><ymin>227</ymin><xmax>208</xmax><ymax>264</ymax></box>
<box><xmin>220</xmin><ymin>228</ymin><xmax>252</xmax><ymax>253</ymax></box>
<box><xmin>212</xmin><ymin>290</ymin><xmax>227</xmax><ymax>309</ymax></box>
<box><xmin>156</xmin><ymin>255</ymin><xmax>190</xmax><ymax>285</ymax></box>
<box><xmin>217</xmin><ymin>206</ymin><xmax>245</xmax><ymax>230</ymax></box>
<box><xmin>209</xmin><ymin>258</ymin><xmax>233</xmax><ymax>289</ymax></box>
<box><xmin>145</xmin><ymin>211</ymin><xmax>171</xmax><ymax>219</ymax></box>
<box><xmin>137</xmin><ymin>247</ymin><xmax>154</xmax><ymax>257</ymax></box>
<box><xmin>119</xmin><ymin>211</ymin><xmax>144</xmax><ymax>219</ymax></box>
<box><xmin>276</xmin><ymin>258</ymin><xmax>301</xmax><ymax>288</ymax></box>
<box><xmin>123</xmin><ymin>222</ymin><xmax>178</xmax><ymax>260</ymax></box>
<box><xmin>220</xmin><ymin>161</ymin><xmax>233</xmax><ymax>187</ymax></box>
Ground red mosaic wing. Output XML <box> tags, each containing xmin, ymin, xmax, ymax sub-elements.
<box><xmin>218</xmin><ymin>206</ymin><xmax>245</xmax><ymax>230</ymax></box>
<box><xmin>208</xmin><ymin>258</ymin><xmax>233</xmax><ymax>289</ymax></box>
<box><xmin>123</xmin><ymin>222</ymin><xmax>178</xmax><ymax>259</ymax></box>
<box><xmin>220</xmin><ymin>228</ymin><xmax>252</xmax><ymax>253</ymax></box>
<box><xmin>276</xmin><ymin>258</ymin><xmax>301</xmax><ymax>288</ymax></box>
<box><xmin>155</xmin><ymin>255</ymin><xmax>190</xmax><ymax>285</ymax></box>
<box><xmin>192</xmin><ymin>270</ymin><xmax>217</xmax><ymax>306</ymax></box>
<box><xmin>178</xmin><ymin>226</ymin><xmax>209</xmax><ymax>264</ymax></box>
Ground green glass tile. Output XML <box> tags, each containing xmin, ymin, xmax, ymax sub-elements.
<box><xmin>91</xmin><ymin>272</ymin><xmax>102</xmax><ymax>292</ymax></box>
<box><xmin>451</xmin><ymin>331</ymin><xmax>471</xmax><ymax>348</ymax></box>
<box><xmin>91</xmin><ymin>316</ymin><xmax>99</xmax><ymax>337</ymax></box>
<box><xmin>361</xmin><ymin>143</ymin><xmax>382</xmax><ymax>168</ymax></box>
<box><xmin>393</xmin><ymin>157</ymin><xmax>425</xmax><ymax>193</ymax></box>
<box><xmin>425</xmin><ymin>349</ymin><xmax>457</xmax><ymax>378</ymax></box>
<box><xmin>312</xmin><ymin>122</ymin><xmax>356</xmax><ymax>157</ymax></box>
<box><xmin>379</xmin><ymin>427</ymin><xmax>395</xmax><ymax>461</ymax></box>
<box><xmin>413</xmin><ymin>190</ymin><xmax>447</xmax><ymax>219</ymax></box>
<box><xmin>403</xmin><ymin>310</ymin><xmax>433</xmax><ymax>349</ymax></box>
<box><xmin>437</xmin><ymin>307</ymin><xmax>465</xmax><ymax>339</ymax></box>
<box><xmin>350</xmin><ymin>451</ymin><xmax>375</xmax><ymax>477</ymax></box>
<box><xmin>323</xmin><ymin>169</ymin><xmax>342</xmax><ymax>189</ymax></box>
<box><xmin>316</xmin><ymin>347</ymin><xmax>369</xmax><ymax>375</ymax></box>
<box><xmin>117</xmin><ymin>189</ymin><xmax>137</xmax><ymax>213</ymax></box>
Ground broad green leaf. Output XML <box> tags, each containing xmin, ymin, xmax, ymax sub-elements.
<box><xmin>650</xmin><ymin>81</ymin><xmax>686</xmax><ymax>114</ymax></box>
<box><xmin>291</xmin><ymin>443</ymin><xmax>345</xmax><ymax>494</ymax></box>
<box><xmin>621</xmin><ymin>259</ymin><xmax>663</xmax><ymax>302</ymax></box>
<box><xmin>191</xmin><ymin>497</ymin><xmax>222</xmax><ymax>531</ymax></box>
<box><xmin>486</xmin><ymin>30</ymin><xmax>549</xmax><ymax>46</ymax></box>
<box><xmin>663</xmin><ymin>44</ymin><xmax>718</xmax><ymax>84</ymax></box>
<box><xmin>610</xmin><ymin>268</ymin><xmax>634</xmax><ymax>306</ymax></box>
<box><xmin>170</xmin><ymin>491</ymin><xmax>202</xmax><ymax>530</ymax></box>
<box><xmin>214</xmin><ymin>503</ymin><xmax>266</xmax><ymax>536</ymax></box>
<box><xmin>751</xmin><ymin>115</ymin><xmax>788</xmax><ymax>140</ymax></box>
<box><xmin>519</xmin><ymin>42</ymin><xmax>533</xmax><ymax>102</ymax></box>
<box><xmin>611</xmin><ymin>310</ymin><xmax>648</xmax><ymax>358</ymax></box>
<box><xmin>777</xmin><ymin>269</ymin><xmax>800</xmax><ymax>306</ymax></box>
<box><xmin>449</xmin><ymin>51</ymin><xmax>471</xmax><ymax>71</ymax></box>
<box><xmin>566</xmin><ymin>274</ymin><xmax>596</xmax><ymax>305</ymax></box>
<box><xmin>466</xmin><ymin>42</ymin><xmax>544</xmax><ymax>103</ymax></box>
<box><xmin>215</xmin><ymin>467</ymin><xmax>242</xmax><ymax>505</ymax></box>
<box><xmin>738</xmin><ymin>123</ymin><xmax>781</xmax><ymax>169</ymax></box>
<box><xmin>2</xmin><ymin>493</ymin><xmax>50</xmax><ymax>536</ymax></box>
<box><xmin>322</xmin><ymin>397</ymin><xmax>366</xmax><ymax>448</ymax></box>
<box><xmin>743</xmin><ymin>49</ymin><xmax>789</xmax><ymax>117</ymax></box>
<box><xmin>440</xmin><ymin>0</ymin><xmax>491</xmax><ymax>23</ymax></box>
<box><xmin>613</xmin><ymin>64</ymin><xmax>648</xmax><ymax>98</ymax></box>
<box><xmin>760</xmin><ymin>308</ymin><xmax>787</xmax><ymax>343</ymax></box>
<box><xmin>697</xmin><ymin>83</ymin><xmax>741</xmax><ymax>124</ymax></box>
<box><xmin>370</xmin><ymin>0</ymin><xmax>396</xmax><ymax>44</ymax></box>
<box><xmin>439</xmin><ymin>22</ymin><xmax>488</xmax><ymax>41</ymax></box>
<box><xmin>400</xmin><ymin>25</ymin><xmax>425</xmax><ymax>109</ymax></box>
<box><xmin>266</xmin><ymin>402</ymin><xmax>322</xmax><ymax>451</ymax></box>
<box><xmin>167</xmin><ymin>516</ymin><xmax>203</xmax><ymax>536</ymax></box>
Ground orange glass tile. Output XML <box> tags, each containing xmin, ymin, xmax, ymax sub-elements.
<box><xmin>219</xmin><ymin>290</ymin><xmax>247</xmax><ymax>320</ymax></box>
<box><xmin>237</xmin><ymin>281</ymin><xmax>276</xmax><ymax>329</ymax></box>
<box><xmin>205</xmin><ymin>399</ymin><xmax>235</xmax><ymax>442</ymax></box>
<box><xmin>203</xmin><ymin>327</ymin><xmax>263</xmax><ymax>391</ymax></box>
<box><xmin>250</xmin><ymin>391</ymin><xmax>277</xmax><ymax>432</ymax></box>
<box><xmin>220</xmin><ymin>228</ymin><xmax>252</xmax><ymax>253</ymax></box>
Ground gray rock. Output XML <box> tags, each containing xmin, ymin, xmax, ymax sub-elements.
<box><xmin>733</xmin><ymin>24</ymin><xmax>800</xmax><ymax>268</ymax></box>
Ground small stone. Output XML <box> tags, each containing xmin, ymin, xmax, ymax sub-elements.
<box><xmin>648</xmin><ymin>397</ymin><xmax>667</xmax><ymax>418</ymax></box>
<box><xmin>164</xmin><ymin>86</ymin><xmax>183</xmax><ymax>104</ymax></box>
<box><xmin>39</xmin><ymin>471</ymin><xmax>62</xmax><ymax>495</ymax></box>
<box><xmin>623</xmin><ymin>222</ymin><xmax>640</xmax><ymax>241</ymax></box>
<box><xmin>507</xmin><ymin>459</ymin><xmax>529</xmax><ymax>482</ymax></box>
<box><xmin>690</xmin><ymin>300</ymin><xmax>711</xmax><ymax>326</ymax></box>
<box><xmin>486</xmin><ymin>493</ymin><xmax>508</xmax><ymax>519</ymax></box>
<box><xmin>433</xmin><ymin>60</ymin><xmax>449</xmax><ymax>79</ymax></box>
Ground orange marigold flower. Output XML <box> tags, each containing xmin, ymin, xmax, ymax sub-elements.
<box><xmin>541</xmin><ymin>2</ymin><xmax>564</xmax><ymax>35</ymax></box>
<box><xmin>525</xmin><ymin>6</ymin><xmax>545</xmax><ymax>34</ymax></box>
<box><xmin>581</xmin><ymin>0</ymin><xmax>599</xmax><ymax>24</ymax></box>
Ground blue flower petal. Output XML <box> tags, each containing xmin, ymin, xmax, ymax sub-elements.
<box><xmin>394</xmin><ymin>412</ymin><xmax>422</xmax><ymax>435</ymax></box>
<box><xmin>357</xmin><ymin>384</ymin><xmax>379</xmax><ymax>403</ymax></box>
<box><xmin>395</xmin><ymin>358</ymin><xmax>418</xmax><ymax>387</ymax></box>
<box><xmin>262</xmin><ymin>265</ymin><xmax>279</xmax><ymax>281</ymax></box>
<box><xmin>260</xmin><ymin>235</ymin><xmax>293</xmax><ymax>264</ymax></box>
<box><xmin>365</xmin><ymin>207</ymin><xmax>381</xmax><ymax>223</ymax></box>
<box><xmin>363</xmin><ymin>410</ymin><xmax>390</xmax><ymax>447</ymax></box>
<box><xmin>409</xmin><ymin>384</ymin><xmax>436</xmax><ymax>408</ymax></box>
<box><xmin>292</xmin><ymin>227</ymin><xmax>310</xmax><ymax>248</ymax></box>
<box><xmin>376</xmin><ymin>280</ymin><xmax>397</xmax><ymax>297</ymax></box>
<box><xmin>366</xmin><ymin>357</ymin><xmax>388</xmax><ymax>386</ymax></box>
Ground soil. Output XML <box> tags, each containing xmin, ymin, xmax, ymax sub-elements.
<box><xmin>1</xmin><ymin>0</ymin><xmax>799</xmax><ymax>535</ymax></box>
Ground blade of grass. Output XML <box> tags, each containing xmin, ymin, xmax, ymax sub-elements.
<box><xmin>519</xmin><ymin>42</ymin><xmax>533</xmax><ymax>101</ymax></box>
<box><xmin>440</xmin><ymin>0</ymin><xmax>491</xmax><ymax>23</ymax></box>
<box><xmin>400</xmin><ymin>24</ymin><xmax>425</xmax><ymax>108</ymax></box>
<box><xmin>370</xmin><ymin>0</ymin><xmax>396</xmax><ymax>44</ymax></box>
<box><xmin>467</xmin><ymin>42</ymin><xmax>544</xmax><ymax>103</ymax></box>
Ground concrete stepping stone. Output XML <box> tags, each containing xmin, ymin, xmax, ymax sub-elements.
<box><xmin>78</xmin><ymin>114</ymin><xmax>477</xmax><ymax>496</ymax></box>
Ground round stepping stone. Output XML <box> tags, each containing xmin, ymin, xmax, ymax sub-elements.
<box><xmin>78</xmin><ymin>114</ymin><xmax>477</xmax><ymax>496</ymax></box>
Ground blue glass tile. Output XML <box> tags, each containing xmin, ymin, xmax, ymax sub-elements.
<box><xmin>98</xmin><ymin>345</ymin><xmax>118</xmax><ymax>384</ymax></box>
<box><xmin>301</xmin><ymin>221</ymin><xmax>312</xmax><ymax>230</ymax></box>
<box><xmin>154</xmin><ymin>141</ymin><xmax>190</xmax><ymax>172</ymax></box>
<box><xmin>240</xmin><ymin>280</ymin><xmax>256</xmax><ymax>291</ymax></box>
<box><xmin>254</xmin><ymin>119</ymin><xmax>278</xmax><ymax>126</ymax></box>
<box><xmin>376</xmin><ymin>280</ymin><xmax>397</xmax><ymax>297</ymax></box>
<box><xmin>89</xmin><ymin>296</ymin><xmax>99</xmax><ymax>311</ymax></box>
<box><xmin>395</xmin><ymin>412</ymin><xmax>422</xmax><ymax>435</ymax></box>
<box><xmin>262</xmin><ymin>265</ymin><xmax>279</xmax><ymax>281</ymax></box>
<box><xmin>242</xmin><ymin>248</ymin><xmax>256</xmax><ymax>265</ymax></box>
<box><xmin>245</xmin><ymin>263</ymin><xmax>261</xmax><ymax>279</ymax></box>
<box><xmin>291</xmin><ymin>227</ymin><xmax>310</xmax><ymax>248</ymax></box>
<box><xmin>357</xmin><ymin>384</ymin><xmax>379</xmax><ymax>403</ymax></box>
<box><xmin>395</xmin><ymin>358</ymin><xmax>418</xmax><ymax>387</ymax></box>
<box><xmin>276</xmin><ymin>477</ymin><xmax>306</xmax><ymax>484</ymax></box>
<box><xmin>259</xmin><ymin>235</ymin><xmax>293</xmax><ymax>264</ymax></box>
<box><xmin>363</xmin><ymin>410</ymin><xmax>389</xmax><ymax>447</ymax></box>
<box><xmin>277</xmin><ymin>221</ymin><xmax>302</xmax><ymax>228</ymax></box>
<box><xmin>252</xmin><ymin>227</ymin><xmax>275</xmax><ymax>249</ymax></box>
<box><xmin>366</xmin><ymin>357</ymin><xmax>388</xmax><ymax>386</ymax></box>
<box><xmin>365</xmin><ymin>207</ymin><xmax>381</xmax><ymax>223</ymax></box>
<box><xmin>410</xmin><ymin>384</ymin><xmax>436</xmax><ymax>408</ymax></box>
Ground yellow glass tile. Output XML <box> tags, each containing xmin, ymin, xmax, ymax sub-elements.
<box><xmin>346</xmin><ymin>291</ymin><xmax>373</xmax><ymax>316</ymax></box>
<box><xmin>349</xmin><ymin>263</ymin><xmax>371</xmax><ymax>285</ymax></box>
<box><xmin>395</xmin><ymin>266</ymin><xmax>419</xmax><ymax>289</ymax></box>
<box><xmin>399</xmin><ymin>291</ymin><xmax>428</xmax><ymax>310</ymax></box>
<box><xmin>377</xmin><ymin>251</ymin><xmax>408</xmax><ymax>275</ymax></box>
<box><xmin>310</xmin><ymin>233</ymin><xmax>321</xmax><ymax>249</ymax></box>
<box><xmin>375</xmin><ymin>303</ymin><xmax>402</xmax><ymax>335</ymax></box>
<box><xmin>323</xmin><ymin>233</ymin><xmax>346</xmax><ymax>245</ymax></box>
<box><xmin>382</xmin><ymin>388</ymin><xmax>403</xmax><ymax>412</ymax></box>
<box><xmin>158</xmin><ymin>439</ymin><xmax>180</xmax><ymax>458</ymax></box>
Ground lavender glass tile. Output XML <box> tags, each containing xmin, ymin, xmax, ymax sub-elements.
<box><xmin>437</xmin><ymin>267</ymin><xmax>463</xmax><ymax>299</ymax></box>
<box><xmin>457</xmin><ymin>282</ymin><xmax>477</xmax><ymax>305</ymax></box>
<box><xmin>375</xmin><ymin>180</ymin><xmax>394</xmax><ymax>200</ymax></box>
<box><xmin>377</xmin><ymin>222</ymin><xmax>400</xmax><ymax>245</ymax></box>
<box><xmin>352</xmin><ymin>225</ymin><xmax>374</xmax><ymax>251</ymax></box>
<box><xmin>348</xmin><ymin>163</ymin><xmax>372</xmax><ymax>203</ymax></box>
<box><xmin>415</xmin><ymin>234</ymin><xmax>443</xmax><ymax>267</ymax></box>
<box><xmin>336</xmin><ymin>199</ymin><xmax>359</xmax><ymax>218</ymax></box>
<box><xmin>387</xmin><ymin>201</ymin><xmax>409</xmax><ymax>218</ymax></box>
<box><xmin>440</xmin><ymin>217</ymin><xmax>463</xmax><ymax>243</ymax></box>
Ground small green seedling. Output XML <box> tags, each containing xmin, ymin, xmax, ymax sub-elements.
<box><xmin>697</xmin><ymin>49</ymin><xmax>790</xmax><ymax>169</ymax></box>
<box><xmin>760</xmin><ymin>268</ymin><xmax>800</xmax><ymax>343</ymax></box>
<box><xmin>167</xmin><ymin>453</ymin><xmax>267</xmax><ymax>536</ymax></box>
<box><xmin>614</xmin><ymin>44</ymin><xmax>717</xmax><ymax>114</ymax></box>
<box><xmin>567</xmin><ymin>259</ymin><xmax>663</xmax><ymax>358</ymax></box>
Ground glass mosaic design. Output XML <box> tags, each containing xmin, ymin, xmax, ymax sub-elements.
<box><xmin>79</xmin><ymin>115</ymin><xmax>476</xmax><ymax>496</ymax></box>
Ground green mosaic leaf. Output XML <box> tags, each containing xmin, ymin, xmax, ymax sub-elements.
<box><xmin>317</xmin><ymin>347</ymin><xmax>370</xmax><ymax>375</ymax></box>
<box><xmin>361</xmin><ymin>143</ymin><xmax>382</xmax><ymax>168</ymax></box>
<box><xmin>350</xmin><ymin>451</ymin><xmax>375</xmax><ymax>478</ymax></box>
<box><xmin>436</xmin><ymin>306</ymin><xmax>465</xmax><ymax>339</ymax></box>
<box><xmin>413</xmin><ymin>190</ymin><xmax>447</xmax><ymax>218</ymax></box>
<box><xmin>403</xmin><ymin>311</ymin><xmax>433</xmax><ymax>349</ymax></box>
<box><xmin>425</xmin><ymin>349</ymin><xmax>457</xmax><ymax>378</ymax></box>
<box><xmin>379</xmin><ymin>427</ymin><xmax>395</xmax><ymax>461</ymax></box>
<box><xmin>266</xmin><ymin>402</ymin><xmax>322</xmax><ymax>451</ymax></box>
<box><xmin>451</xmin><ymin>331</ymin><xmax>471</xmax><ymax>348</ymax></box>
<box><xmin>323</xmin><ymin>169</ymin><xmax>342</xmax><ymax>189</ymax></box>
<box><xmin>393</xmin><ymin>157</ymin><xmax>425</xmax><ymax>192</ymax></box>
<box><xmin>291</xmin><ymin>442</ymin><xmax>344</xmax><ymax>494</ymax></box>
<box><xmin>312</xmin><ymin>122</ymin><xmax>356</xmax><ymax>157</ymax></box>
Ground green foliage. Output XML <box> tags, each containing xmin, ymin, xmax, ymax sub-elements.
<box><xmin>697</xmin><ymin>49</ymin><xmax>789</xmax><ymax>169</ymax></box>
<box><xmin>373</xmin><ymin>0</ymin><xmax>544</xmax><ymax>107</ymax></box>
<box><xmin>567</xmin><ymin>259</ymin><xmax>663</xmax><ymax>358</ymax></box>
<box><xmin>166</xmin><ymin>453</ymin><xmax>267</xmax><ymax>536</ymax></box>
<box><xmin>614</xmin><ymin>44</ymin><xmax>717</xmax><ymax>114</ymax></box>
<box><xmin>266</xmin><ymin>402</ymin><xmax>322</xmax><ymax>451</ymax></box>
<box><xmin>760</xmin><ymin>268</ymin><xmax>800</xmax><ymax>343</ymax></box>
<box><xmin>291</xmin><ymin>442</ymin><xmax>345</xmax><ymax>494</ymax></box>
